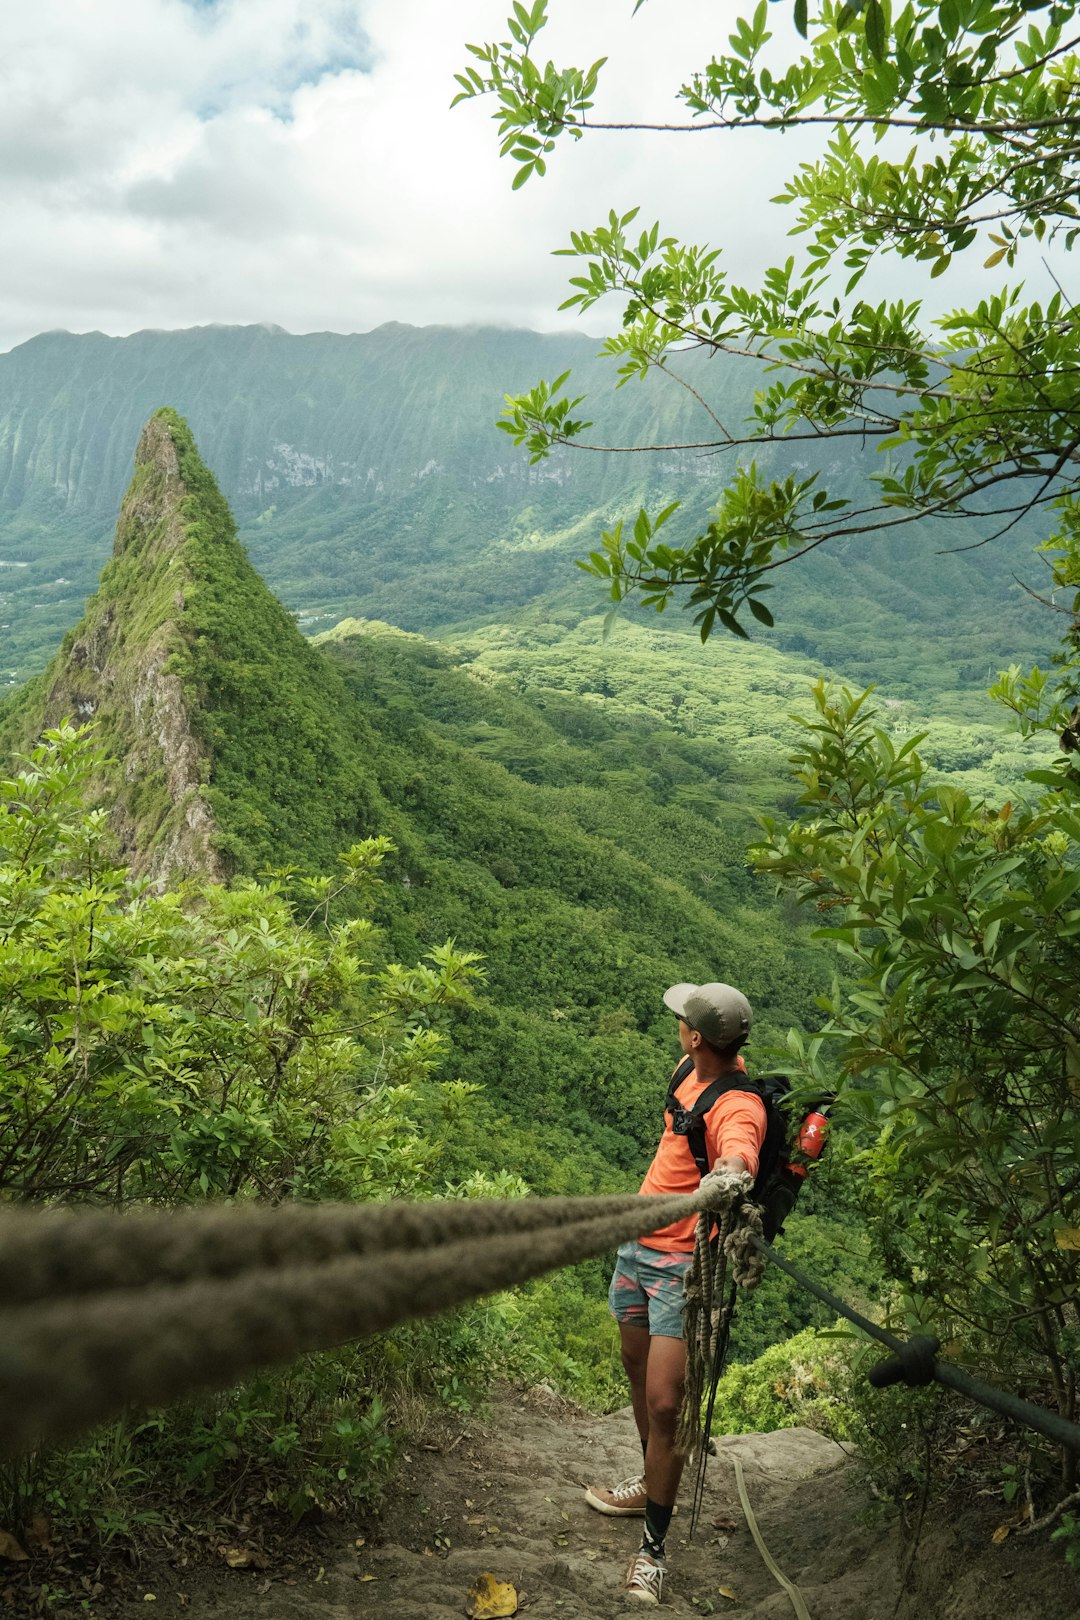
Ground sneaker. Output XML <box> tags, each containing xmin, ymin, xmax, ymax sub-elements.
<box><xmin>624</xmin><ymin>1551</ymin><xmax>665</xmax><ymax>1604</ymax></box>
<box><xmin>584</xmin><ymin>1473</ymin><xmax>647</xmax><ymax>1516</ymax></box>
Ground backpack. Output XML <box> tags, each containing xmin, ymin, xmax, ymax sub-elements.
<box><xmin>663</xmin><ymin>1057</ymin><xmax>815</xmax><ymax>1242</ymax></box>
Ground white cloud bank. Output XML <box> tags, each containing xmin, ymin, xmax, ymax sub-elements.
<box><xmin>0</xmin><ymin>0</ymin><xmax>816</xmax><ymax>349</ymax></box>
<box><xmin>0</xmin><ymin>0</ymin><xmax>1067</xmax><ymax>352</ymax></box>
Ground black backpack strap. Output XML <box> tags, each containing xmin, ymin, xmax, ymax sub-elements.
<box><xmin>685</xmin><ymin>1076</ymin><xmax>763</xmax><ymax>1179</ymax></box>
<box><xmin>663</xmin><ymin>1055</ymin><xmax>696</xmax><ymax>1117</ymax></box>
<box><xmin>666</xmin><ymin>1064</ymin><xmax>763</xmax><ymax>1181</ymax></box>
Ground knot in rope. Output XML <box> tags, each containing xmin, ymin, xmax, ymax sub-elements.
<box><xmin>698</xmin><ymin>1165</ymin><xmax>754</xmax><ymax>1206</ymax></box>
<box><xmin>723</xmin><ymin>1200</ymin><xmax>766</xmax><ymax>1288</ymax></box>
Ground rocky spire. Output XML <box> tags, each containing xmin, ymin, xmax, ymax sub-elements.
<box><xmin>32</xmin><ymin>409</ymin><xmax>225</xmax><ymax>880</ymax></box>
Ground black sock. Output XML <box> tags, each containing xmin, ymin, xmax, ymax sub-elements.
<box><xmin>641</xmin><ymin>1499</ymin><xmax>673</xmax><ymax>1561</ymax></box>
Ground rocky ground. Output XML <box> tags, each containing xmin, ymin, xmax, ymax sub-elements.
<box><xmin>5</xmin><ymin>1387</ymin><xmax>1075</xmax><ymax>1619</ymax></box>
<box><xmin>125</xmin><ymin>1389</ymin><xmax>1080</xmax><ymax>1619</ymax></box>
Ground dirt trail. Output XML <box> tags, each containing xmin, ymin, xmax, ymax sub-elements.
<box><xmin>113</xmin><ymin>1385</ymin><xmax>1074</xmax><ymax>1620</ymax></box>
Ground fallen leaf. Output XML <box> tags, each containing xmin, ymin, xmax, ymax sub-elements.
<box><xmin>357</xmin><ymin>1574</ymin><xmax>377</xmax><ymax>1583</ymax></box>
<box><xmin>992</xmin><ymin>1524</ymin><xmax>1010</xmax><ymax>1545</ymax></box>
<box><xmin>218</xmin><ymin>1545</ymin><xmax>269</xmax><ymax>1570</ymax></box>
<box><xmin>466</xmin><ymin>1571</ymin><xmax>518</xmax><ymax>1619</ymax></box>
<box><xmin>465</xmin><ymin>1516</ymin><xmax>485</xmax><ymax>1525</ymax></box>
<box><xmin>711</xmin><ymin>1516</ymin><xmax>738</xmax><ymax>1533</ymax></box>
<box><xmin>718</xmin><ymin>1586</ymin><xmax>738</xmax><ymax>1601</ymax></box>
<box><xmin>354</xmin><ymin>1536</ymin><xmax>366</xmax><ymax>1548</ymax></box>
<box><xmin>143</xmin><ymin>1595</ymin><xmax>156</xmax><ymax>1603</ymax></box>
<box><xmin>24</xmin><ymin>1514</ymin><xmax>56</xmax><ymax>1555</ymax></box>
<box><xmin>0</xmin><ymin>1532</ymin><xmax>28</xmax><ymax>1563</ymax></box>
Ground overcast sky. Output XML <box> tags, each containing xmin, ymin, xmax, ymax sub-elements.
<box><xmin>0</xmin><ymin>0</ymin><xmax>1068</xmax><ymax>354</ymax></box>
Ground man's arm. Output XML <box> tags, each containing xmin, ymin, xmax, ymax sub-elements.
<box><xmin>705</xmin><ymin>1093</ymin><xmax>768</xmax><ymax>1180</ymax></box>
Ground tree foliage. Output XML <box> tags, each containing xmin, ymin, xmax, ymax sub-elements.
<box><xmin>459</xmin><ymin>3</ymin><xmax>1080</xmax><ymax>1482</ymax></box>
<box><xmin>456</xmin><ymin>0</ymin><xmax>1080</xmax><ymax>693</ymax></box>
<box><xmin>0</xmin><ymin>725</ymin><xmax>483</xmax><ymax>1204</ymax></box>
<box><xmin>753</xmin><ymin>682</ymin><xmax>1079</xmax><ymax>1480</ymax></box>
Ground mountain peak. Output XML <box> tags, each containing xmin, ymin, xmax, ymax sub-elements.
<box><xmin>3</xmin><ymin>407</ymin><xmax>395</xmax><ymax>883</ymax></box>
<box><xmin>11</xmin><ymin>408</ymin><xmax>232</xmax><ymax>880</ymax></box>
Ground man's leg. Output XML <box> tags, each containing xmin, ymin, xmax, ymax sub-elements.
<box><xmin>618</xmin><ymin>1322</ymin><xmax>651</xmax><ymax>1458</ymax></box>
<box><xmin>584</xmin><ymin>1251</ymin><xmax>652</xmax><ymax>1516</ymax></box>
<box><xmin>622</xmin><ymin>1332</ymin><xmax>687</xmax><ymax>1601</ymax></box>
<box><xmin>642</xmin><ymin>1333</ymin><xmax>688</xmax><ymax>1507</ymax></box>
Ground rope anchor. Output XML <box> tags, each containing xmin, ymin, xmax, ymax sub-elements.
<box><xmin>868</xmin><ymin>1335</ymin><xmax>941</xmax><ymax>1389</ymax></box>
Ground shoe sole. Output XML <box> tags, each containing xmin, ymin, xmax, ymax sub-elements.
<box><xmin>583</xmin><ymin>1487</ymin><xmax>647</xmax><ymax>1516</ymax></box>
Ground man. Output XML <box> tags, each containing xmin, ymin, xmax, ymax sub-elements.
<box><xmin>585</xmin><ymin>981</ymin><xmax>766</xmax><ymax>1605</ymax></box>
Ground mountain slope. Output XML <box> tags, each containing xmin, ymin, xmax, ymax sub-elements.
<box><xmin>0</xmin><ymin>323</ymin><xmax>1053</xmax><ymax>696</ymax></box>
<box><xmin>3</xmin><ymin>410</ymin><xmax>223</xmax><ymax>876</ymax></box>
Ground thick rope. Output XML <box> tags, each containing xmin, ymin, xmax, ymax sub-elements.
<box><xmin>0</xmin><ymin>1188</ymin><xmax>738</xmax><ymax>1460</ymax></box>
<box><xmin>676</xmin><ymin>1169</ymin><xmax>762</xmax><ymax>1461</ymax></box>
<box><xmin>4</xmin><ymin>1190</ymin><xmax>1077</xmax><ymax>1467</ymax></box>
<box><xmin>0</xmin><ymin>1193</ymin><xmax>672</xmax><ymax>1305</ymax></box>
<box><xmin>746</xmin><ymin>1236</ymin><xmax>1080</xmax><ymax>1459</ymax></box>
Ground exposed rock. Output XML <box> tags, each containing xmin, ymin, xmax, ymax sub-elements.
<box><xmin>27</xmin><ymin>411</ymin><xmax>225</xmax><ymax>882</ymax></box>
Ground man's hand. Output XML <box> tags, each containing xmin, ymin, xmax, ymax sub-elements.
<box><xmin>698</xmin><ymin>1162</ymin><xmax>754</xmax><ymax>1205</ymax></box>
<box><xmin>713</xmin><ymin>1154</ymin><xmax>749</xmax><ymax>1176</ymax></box>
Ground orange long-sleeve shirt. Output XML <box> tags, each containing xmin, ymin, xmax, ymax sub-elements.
<box><xmin>638</xmin><ymin>1065</ymin><xmax>767</xmax><ymax>1253</ymax></box>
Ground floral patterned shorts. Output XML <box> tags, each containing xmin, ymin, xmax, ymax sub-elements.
<box><xmin>608</xmin><ymin>1240</ymin><xmax>692</xmax><ymax>1339</ymax></box>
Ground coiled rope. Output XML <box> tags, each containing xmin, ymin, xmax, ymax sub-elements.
<box><xmin>0</xmin><ymin>1186</ymin><xmax>740</xmax><ymax>1460</ymax></box>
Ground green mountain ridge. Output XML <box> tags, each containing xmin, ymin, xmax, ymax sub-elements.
<box><xmin>0</xmin><ymin>323</ymin><xmax>1054</xmax><ymax>699</ymax></box>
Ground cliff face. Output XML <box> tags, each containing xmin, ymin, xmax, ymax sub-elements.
<box><xmin>4</xmin><ymin>406</ymin><xmax>404</xmax><ymax>883</ymax></box>
<box><xmin>15</xmin><ymin>411</ymin><xmax>228</xmax><ymax>879</ymax></box>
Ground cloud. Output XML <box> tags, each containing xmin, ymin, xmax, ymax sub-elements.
<box><xmin>0</xmin><ymin>1</ymin><xmax>811</xmax><ymax>347</ymax></box>
<box><xmin>0</xmin><ymin>0</ymin><xmax>1067</xmax><ymax>352</ymax></box>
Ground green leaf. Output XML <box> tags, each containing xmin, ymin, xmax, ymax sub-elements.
<box><xmin>836</xmin><ymin>0</ymin><xmax>868</xmax><ymax>30</ymax></box>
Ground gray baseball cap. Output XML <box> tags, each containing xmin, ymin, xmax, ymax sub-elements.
<box><xmin>663</xmin><ymin>981</ymin><xmax>753</xmax><ymax>1050</ymax></box>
